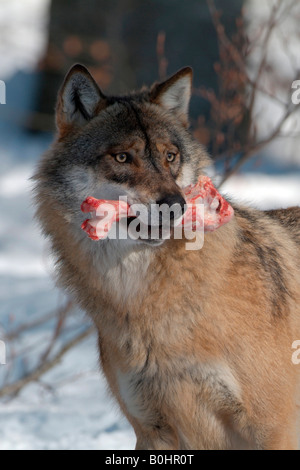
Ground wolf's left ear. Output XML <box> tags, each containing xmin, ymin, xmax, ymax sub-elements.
<box><xmin>150</xmin><ymin>67</ymin><xmax>193</xmax><ymax>126</ymax></box>
<box><xmin>56</xmin><ymin>64</ymin><xmax>106</xmax><ymax>137</ymax></box>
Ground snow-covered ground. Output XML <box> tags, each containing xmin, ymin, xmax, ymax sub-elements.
<box><xmin>0</xmin><ymin>129</ymin><xmax>299</xmax><ymax>450</ymax></box>
<box><xmin>222</xmin><ymin>172</ymin><xmax>300</xmax><ymax>210</ymax></box>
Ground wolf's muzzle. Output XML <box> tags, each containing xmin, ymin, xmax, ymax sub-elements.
<box><xmin>156</xmin><ymin>194</ymin><xmax>186</xmax><ymax>222</ymax></box>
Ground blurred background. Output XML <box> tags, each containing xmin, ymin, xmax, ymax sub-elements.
<box><xmin>0</xmin><ymin>0</ymin><xmax>299</xmax><ymax>450</ymax></box>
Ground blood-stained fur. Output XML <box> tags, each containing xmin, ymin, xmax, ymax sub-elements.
<box><xmin>33</xmin><ymin>64</ymin><xmax>300</xmax><ymax>450</ymax></box>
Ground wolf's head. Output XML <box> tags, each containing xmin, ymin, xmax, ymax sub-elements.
<box><xmin>35</xmin><ymin>64</ymin><xmax>211</xmax><ymax>247</ymax></box>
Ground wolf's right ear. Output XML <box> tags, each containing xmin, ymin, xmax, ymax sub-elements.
<box><xmin>56</xmin><ymin>64</ymin><xmax>106</xmax><ymax>137</ymax></box>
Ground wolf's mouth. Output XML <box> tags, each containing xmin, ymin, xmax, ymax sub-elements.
<box><xmin>125</xmin><ymin>216</ymin><xmax>169</xmax><ymax>242</ymax></box>
<box><xmin>81</xmin><ymin>176</ymin><xmax>235</xmax><ymax>243</ymax></box>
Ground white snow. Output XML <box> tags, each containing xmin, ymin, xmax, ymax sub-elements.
<box><xmin>0</xmin><ymin>342</ymin><xmax>136</xmax><ymax>451</ymax></box>
<box><xmin>222</xmin><ymin>173</ymin><xmax>300</xmax><ymax>210</ymax></box>
<box><xmin>0</xmin><ymin>0</ymin><xmax>50</xmax><ymax>79</ymax></box>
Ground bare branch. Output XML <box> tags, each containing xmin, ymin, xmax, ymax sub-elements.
<box><xmin>199</xmin><ymin>0</ymin><xmax>300</xmax><ymax>180</ymax></box>
<box><xmin>157</xmin><ymin>31</ymin><xmax>168</xmax><ymax>81</ymax></box>
<box><xmin>5</xmin><ymin>300</ymin><xmax>74</xmax><ymax>341</ymax></box>
<box><xmin>39</xmin><ymin>300</ymin><xmax>71</xmax><ymax>363</ymax></box>
<box><xmin>219</xmin><ymin>106</ymin><xmax>298</xmax><ymax>186</ymax></box>
<box><xmin>0</xmin><ymin>327</ymin><xmax>95</xmax><ymax>399</ymax></box>
<box><xmin>247</xmin><ymin>2</ymin><xmax>280</xmax><ymax>122</ymax></box>
<box><xmin>206</xmin><ymin>0</ymin><xmax>246</xmax><ymax>73</ymax></box>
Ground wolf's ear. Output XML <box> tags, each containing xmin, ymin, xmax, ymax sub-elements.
<box><xmin>56</xmin><ymin>64</ymin><xmax>106</xmax><ymax>137</ymax></box>
<box><xmin>150</xmin><ymin>67</ymin><xmax>193</xmax><ymax>126</ymax></box>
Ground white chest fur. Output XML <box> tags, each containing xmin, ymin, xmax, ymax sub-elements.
<box><xmin>117</xmin><ymin>369</ymin><xmax>144</xmax><ymax>420</ymax></box>
<box><xmin>116</xmin><ymin>362</ymin><xmax>241</xmax><ymax>424</ymax></box>
<box><xmin>85</xmin><ymin>238</ymin><xmax>153</xmax><ymax>302</ymax></box>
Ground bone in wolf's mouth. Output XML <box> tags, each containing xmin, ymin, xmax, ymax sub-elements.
<box><xmin>80</xmin><ymin>176</ymin><xmax>234</xmax><ymax>241</ymax></box>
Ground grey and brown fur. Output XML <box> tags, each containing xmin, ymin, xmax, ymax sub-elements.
<box><xmin>33</xmin><ymin>64</ymin><xmax>300</xmax><ymax>450</ymax></box>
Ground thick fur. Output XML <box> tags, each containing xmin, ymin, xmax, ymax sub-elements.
<box><xmin>33</xmin><ymin>65</ymin><xmax>300</xmax><ymax>450</ymax></box>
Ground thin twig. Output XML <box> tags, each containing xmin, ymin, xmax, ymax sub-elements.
<box><xmin>206</xmin><ymin>0</ymin><xmax>246</xmax><ymax>73</ymax></box>
<box><xmin>5</xmin><ymin>301</ymin><xmax>74</xmax><ymax>341</ymax></box>
<box><xmin>39</xmin><ymin>301</ymin><xmax>71</xmax><ymax>363</ymax></box>
<box><xmin>157</xmin><ymin>31</ymin><xmax>168</xmax><ymax>81</ymax></box>
<box><xmin>0</xmin><ymin>327</ymin><xmax>95</xmax><ymax>399</ymax></box>
<box><xmin>247</xmin><ymin>2</ymin><xmax>280</xmax><ymax>123</ymax></box>
<box><xmin>219</xmin><ymin>106</ymin><xmax>298</xmax><ymax>185</ymax></box>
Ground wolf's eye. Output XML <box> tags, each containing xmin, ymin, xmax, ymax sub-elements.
<box><xmin>166</xmin><ymin>152</ymin><xmax>177</xmax><ymax>163</ymax></box>
<box><xmin>114</xmin><ymin>153</ymin><xmax>129</xmax><ymax>163</ymax></box>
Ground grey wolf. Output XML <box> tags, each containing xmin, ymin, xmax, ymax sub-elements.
<box><xmin>33</xmin><ymin>64</ymin><xmax>300</xmax><ymax>449</ymax></box>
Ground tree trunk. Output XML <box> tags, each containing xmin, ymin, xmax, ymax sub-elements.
<box><xmin>32</xmin><ymin>0</ymin><xmax>244</xmax><ymax>131</ymax></box>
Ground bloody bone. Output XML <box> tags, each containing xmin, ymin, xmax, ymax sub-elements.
<box><xmin>181</xmin><ymin>176</ymin><xmax>234</xmax><ymax>232</ymax></box>
<box><xmin>81</xmin><ymin>198</ymin><xmax>131</xmax><ymax>240</ymax></box>
<box><xmin>81</xmin><ymin>176</ymin><xmax>234</xmax><ymax>240</ymax></box>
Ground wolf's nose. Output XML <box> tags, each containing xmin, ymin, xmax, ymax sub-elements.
<box><xmin>156</xmin><ymin>194</ymin><xmax>186</xmax><ymax>220</ymax></box>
